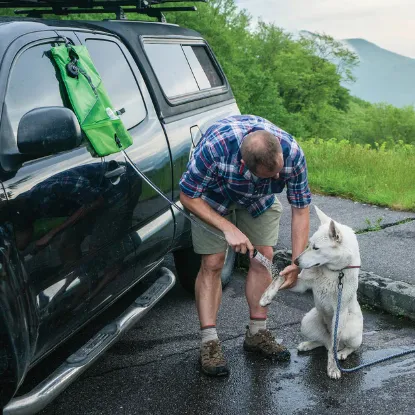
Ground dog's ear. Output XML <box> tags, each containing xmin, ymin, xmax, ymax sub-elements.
<box><xmin>329</xmin><ymin>220</ymin><xmax>342</xmax><ymax>243</ymax></box>
<box><xmin>315</xmin><ymin>205</ymin><xmax>331</xmax><ymax>225</ymax></box>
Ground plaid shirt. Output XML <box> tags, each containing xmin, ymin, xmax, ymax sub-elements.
<box><xmin>179</xmin><ymin>115</ymin><xmax>311</xmax><ymax>218</ymax></box>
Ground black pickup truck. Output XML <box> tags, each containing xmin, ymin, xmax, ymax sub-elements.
<box><xmin>0</xmin><ymin>1</ymin><xmax>238</xmax><ymax>412</ymax></box>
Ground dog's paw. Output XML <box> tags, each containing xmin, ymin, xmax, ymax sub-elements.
<box><xmin>327</xmin><ymin>364</ymin><xmax>341</xmax><ymax>379</ymax></box>
<box><xmin>337</xmin><ymin>347</ymin><xmax>355</xmax><ymax>361</ymax></box>
<box><xmin>259</xmin><ymin>277</ymin><xmax>284</xmax><ymax>307</ymax></box>
<box><xmin>297</xmin><ymin>341</ymin><xmax>317</xmax><ymax>352</ymax></box>
<box><xmin>259</xmin><ymin>294</ymin><xmax>271</xmax><ymax>307</ymax></box>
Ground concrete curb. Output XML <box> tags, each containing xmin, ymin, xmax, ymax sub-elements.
<box><xmin>269</xmin><ymin>250</ymin><xmax>415</xmax><ymax>322</ymax></box>
<box><xmin>358</xmin><ymin>271</ymin><xmax>415</xmax><ymax>321</ymax></box>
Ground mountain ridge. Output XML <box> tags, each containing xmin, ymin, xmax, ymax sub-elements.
<box><xmin>340</xmin><ymin>37</ymin><xmax>415</xmax><ymax>107</ymax></box>
<box><xmin>298</xmin><ymin>30</ymin><xmax>415</xmax><ymax>107</ymax></box>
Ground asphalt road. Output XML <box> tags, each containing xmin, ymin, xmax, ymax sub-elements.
<box><xmin>21</xmin><ymin>255</ymin><xmax>415</xmax><ymax>415</ymax></box>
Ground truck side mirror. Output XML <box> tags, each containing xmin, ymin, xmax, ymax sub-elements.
<box><xmin>17</xmin><ymin>107</ymin><xmax>82</xmax><ymax>156</ymax></box>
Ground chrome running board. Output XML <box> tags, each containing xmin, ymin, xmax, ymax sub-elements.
<box><xmin>4</xmin><ymin>267</ymin><xmax>176</xmax><ymax>415</ymax></box>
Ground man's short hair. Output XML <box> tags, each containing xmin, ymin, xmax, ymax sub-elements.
<box><xmin>240</xmin><ymin>130</ymin><xmax>282</xmax><ymax>174</ymax></box>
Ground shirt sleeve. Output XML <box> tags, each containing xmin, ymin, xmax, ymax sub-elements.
<box><xmin>179</xmin><ymin>143</ymin><xmax>217</xmax><ymax>198</ymax></box>
<box><xmin>286</xmin><ymin>147</ymin><xmax>312</xmax><ymax>208</ymax></box>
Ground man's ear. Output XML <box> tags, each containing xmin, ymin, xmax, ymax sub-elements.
<box><xmin>329</xmin><ymin>220</ymin><xmax>342</xmax><ymax>243</ymax></box>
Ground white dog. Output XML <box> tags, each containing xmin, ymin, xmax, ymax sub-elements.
<box><xmin>260</xmin><ymin>206</ymin><xmax>363</xmax><ymax>379</ymax></box>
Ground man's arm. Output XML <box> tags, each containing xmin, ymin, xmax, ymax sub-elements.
<box><xmin>291</xmin><ymin>205</ymin><xmax>310</xmax><ymax>264</ymax></box>
<box><xmin>180</xmin><ymin>192</ymin><xmax>255</xmax><ymax>256</ymax></box>
<box><xmin>279</xmin><ymin>140</ymin><xmax>311</xmax><ymax>289</ymax></box>
<box><xmin>279</xmin><ymin>205</ymin><xmax>310</xmax><ymax>289</ymax></box>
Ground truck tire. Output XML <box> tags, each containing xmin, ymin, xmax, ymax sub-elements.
<box><xmin>173</xmin><ymin>246</ymin><xmax>235</xmax><ymax>294</ymax></box>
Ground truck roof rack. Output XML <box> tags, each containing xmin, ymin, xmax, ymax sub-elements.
<box><xmin>0</xmin><ymin>1</ymin><xmax>206</xmax><ymax>22</ymax></box>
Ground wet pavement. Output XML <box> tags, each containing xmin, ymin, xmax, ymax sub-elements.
<box><xmin>33</xmin><ymin>255</ymin><xmax>415</xmax><ymax>415</ymax></box>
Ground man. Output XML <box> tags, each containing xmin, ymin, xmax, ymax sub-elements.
<box><xmin>179</xmin><ymin>115</ymin><xmax>311</xmax><ymax>377</ymax></box>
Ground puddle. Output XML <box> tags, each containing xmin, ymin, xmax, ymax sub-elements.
<box><xmin>264</xmin><ymin>345</ymin><xmax>415</xmax><ymax>414</ymax></box>
<box><xmin>360</xmin><ymin>347</ymin><xmax>415</xmax><ymax>391</ymax></box>
<box><xmin>270</xmin><ymin>356</ymin><xmax>318</xmax><ymax>413</ymax></box>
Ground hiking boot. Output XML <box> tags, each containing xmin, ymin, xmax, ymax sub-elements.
<box><xmin>243</xmin><ymin>328</ymin><xmax>291</xmax><ymax>361</ymax></box>
<box><xmin>199</xmin><ymin>340</ymin><xmax>230</xmax><ymax>377</ymax></box>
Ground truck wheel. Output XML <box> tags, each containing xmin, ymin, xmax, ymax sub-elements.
<box><xmin>173</xmin><ymin>246</ymin><xmax>235</xmax><ymax>294</ymax></box>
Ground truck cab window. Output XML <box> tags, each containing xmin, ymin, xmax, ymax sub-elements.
<box><xmin>5</xmin><ymin>43</ymin><xmax>68</xmax><ymax>137</ymax></box>
<box><xmin>85</xmin><ymin>39</ymin><xmax>147</xmax><ymax>130</ymax></box>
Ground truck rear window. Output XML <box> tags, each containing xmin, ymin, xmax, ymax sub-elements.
<box><xmin>144</xmin><ymin>42</ymin><xmax>224</xmax><ymax>101</ymax></box>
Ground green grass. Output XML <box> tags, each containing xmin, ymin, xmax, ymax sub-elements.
<box><xmin>298</xmin><ymin>138</ymin><xmax>415</xmax><ymax>211</ymax></box>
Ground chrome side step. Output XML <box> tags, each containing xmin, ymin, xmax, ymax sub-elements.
<box><xmin>4</xmin><ymin>267</ymin><xmax>176</xmax><ymax>415</ymax></box>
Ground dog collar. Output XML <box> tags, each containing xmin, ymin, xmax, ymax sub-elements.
<box><xmin>331</xmin><ymin>265</ymin><xmax>361</xmax><ymax>272</ymax></box>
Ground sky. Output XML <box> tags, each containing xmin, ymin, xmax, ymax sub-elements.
<box><xmin>235</xmin><ymin>0</ymin><xmax>415</xmax><ymax>58</ymax></box>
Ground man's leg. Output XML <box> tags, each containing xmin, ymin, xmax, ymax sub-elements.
<box><xmin>195</xmin><ymin>252</ymin><xmax>230</xmax><ymax>376</ymax></box>
<box><xmin>243</xmin><ymin>245</ymin><xmax>290</xmax><ymax>360</ymax></box>
<box><xmin>195</xmin><ymin>252</ymin><xmax>225</xmax><ymax>329</ymax></box>
<box><xmin>245</xmin><ymin>245</ymin><xmax>273</xmax><ymax>323</ymax></box>
<box><xmin>236</xmin><ymin>198</ymin><xmax>291</xmax><ymax>360</ymax></box>
<box><xmin>191</xmin><ymin>213</ymin><xmax>232</xmax><ymax>377</ymax></box>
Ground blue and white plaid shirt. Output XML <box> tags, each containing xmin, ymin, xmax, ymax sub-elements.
<box><xmin>179</xmin><ymin>115</ymin><xmax>311</xmax><ymax>218</ymax></box>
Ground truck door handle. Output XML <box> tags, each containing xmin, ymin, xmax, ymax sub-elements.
<box><xmin>104</xmin><ymin>165</ymin><xmax>126</xmax><ymax>179</ymax></box>
<box><xmin>190</xmin><ymin>125</ymin><xmax>203</xmax><ymax>147</ymax></box>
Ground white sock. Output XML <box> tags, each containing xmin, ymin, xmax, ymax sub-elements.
<box><xmin>201</xmin><ymin>326</ymin><xmax>219</xmax><ymax>344</ymax></box>
<box><xmin>249</xmin><ymin>318</ymin><xmax>267</xmax><ymax>335</ymax></box>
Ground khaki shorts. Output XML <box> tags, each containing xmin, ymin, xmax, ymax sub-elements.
<box><xmin>191</xmin><ymin>198</ymin><xmax>283</xmax><ymax>255</ymax></box>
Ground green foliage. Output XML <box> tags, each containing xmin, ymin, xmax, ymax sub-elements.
<box><xmin>163</xmin><ymin>1</ymin><xmax>415</xmax><ymax>147</ymax></box>
<box><xmin>167</xmin><ymin>3</ymin><xmax>358</xmax><ymax>139</ymax></box>
<box><xmin>340</xmin><ymin>100</ymin><xmax>415</xmax><ymax>146</ymax></box>
<box><xmin>298</xmin><ymin>138</ymin><xmax>415</xmax><ymax>211</ymax></box>
<box><xmin>363</xmin><ymin>217</ymin><xmax>384</xmax><ymax>231</ymax></box>
<box><xmin>2</xmin><ymin>0</ymin><xmax>415</xmax><ymax>148</ymax></box>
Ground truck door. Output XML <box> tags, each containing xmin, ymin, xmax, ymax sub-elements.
<box><xmin>0</xmin><ymin>30</ymin><xmax>136</xmax><ymax>360</ymax></box>
<box><xmin>75</xmin><ymin>33</ymin><xmax>175</xmax><ymax>294</ymax></box>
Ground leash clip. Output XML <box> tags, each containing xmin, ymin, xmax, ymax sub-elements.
<box><xmin>338</xmin><ymin>270</ymin><xmax>344</xmax><ymax>288</ymax></box>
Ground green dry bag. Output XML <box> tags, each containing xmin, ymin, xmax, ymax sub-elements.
<box><xmin>51</xmin><ymin>43</ymin><xmax>133</xmax><ymax>156</ymax></box>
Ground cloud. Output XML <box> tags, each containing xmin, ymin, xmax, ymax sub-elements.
<box><xmin>235</xmin><ymin>0</ymin><xmax>415</xmax><ymax>58</ymax></box>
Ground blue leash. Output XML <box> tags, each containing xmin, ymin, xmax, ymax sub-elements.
<box><xmin>333</xmin><ymin>270</ymin><xmax>415</xmax><ymax>373</ymax></box>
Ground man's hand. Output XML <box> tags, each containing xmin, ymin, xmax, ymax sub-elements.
<box><xmin>180</xmin><ymin>192</ymin><xmax>255</xmax><ymax>257</ymax></box>
<box><xmin>223</xmin><ymin>225</ymin><xmax>255</xmax><ymax>257</ymax></box>
<box><xmin>279</xmin><ymin>264</ymin><xmax>300</xmax><ymax>290</ymax></box>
